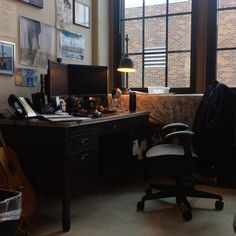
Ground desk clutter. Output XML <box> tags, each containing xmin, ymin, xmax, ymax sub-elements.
<box><xmin>0</xmin><ymin>111</ymin><xmax>149</xmax><ymax>232</ymax></box>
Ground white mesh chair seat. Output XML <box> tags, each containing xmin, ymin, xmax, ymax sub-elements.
<box><xmin>146</xmin><ymin>144</ymin><xmax>198</xmax><ymax>158</ymax></box>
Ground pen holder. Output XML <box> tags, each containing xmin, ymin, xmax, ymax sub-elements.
<box><xmin>129</xmin><ymin>91</ymin><xmax>136</xmax><ymax>112</ymax></box>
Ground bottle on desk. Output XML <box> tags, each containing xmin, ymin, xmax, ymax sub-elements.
<box><xmin>129</xmin><ymin>91</ymin><xmax>136</xmax><ymax>112</ymax></box>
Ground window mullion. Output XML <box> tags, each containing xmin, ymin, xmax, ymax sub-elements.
<box><xmin>165</xmin><ymin>0</ymin><xmax>169</xmax><ymax>87</ymax></box>
<box><xmin>142</xmin><ymin>0</ymin><xmax>145</xmax><ymax>87</ymax></box>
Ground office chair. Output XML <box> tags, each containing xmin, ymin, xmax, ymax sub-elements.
<box><xmin>136</xmin><ymin>82</ymin><xmax>233</xmax><ymax>221</ymax></box>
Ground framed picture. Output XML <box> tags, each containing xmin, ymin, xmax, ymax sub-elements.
<box><xmin>0</xmin><ymin>41</ymin><xmax>15</xmax><ymax>75</ymax></box>
<box><xmin>73</xmin><ymin>0</ymin><xmax>90</xmax><ymax>28</ymax></box>
<box><xmin>19</xmin><ymin>0</ymin><xmax>43</xmax><ymax>8</ymax></box>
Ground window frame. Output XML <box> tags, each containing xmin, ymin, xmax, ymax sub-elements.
<box><xmin>115</xmin><ymin>0</ymin><xmax>198</xmax><ymax>93</ymax></box>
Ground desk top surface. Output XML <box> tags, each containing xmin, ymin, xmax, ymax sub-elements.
<box><xmin>0</xmin><ymin>111</ymin><xmax>149</xmax><ymax>128</ymax></box>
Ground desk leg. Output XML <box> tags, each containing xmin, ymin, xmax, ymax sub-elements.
<box><xmin>62</xmin><ymin>191</ymin><xmax>70</xmax><ymax>232</ymax></box>
<box><xmin>62</xmin><ymin>151</ymin><xmax>70</xmax><ymax>232</ymax></box>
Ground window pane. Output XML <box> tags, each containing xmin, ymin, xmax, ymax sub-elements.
<box><xmin>144</xmin><ymin>65</ymin><xmax>166</xmax><ymax>87</ymax></box>
<box><xmin>145</xmin><ymin>18</ymin><xmax>166</xmax><ymax>48</ymax></box>
<box><xmin>125</xmin><ymin>20</ymin><xmax>143</xmax><ymax>53</ymax></box>
<box><xmin>168</xmin><ymin>52</ymin><xmax>190</xmax><ymax>88</ymax></box>
<box><xmin>128</xmin><ymin>55</ymin><xmax>143</xmax><ymax>87</ymax></box>
<box><xmin>217</xmin><ymin>0</ymin><xmax>236</xmax><ymax>9</ymax></box>
<box><xmin>217</xmin><ymin>9</ymin><xmax>236</xmax><ymax>48</ymax></box>
<box><xmin>169</xmin><ymin>0</ymin><xmax>191</xmax><ymax>14</ymax></box>
<box><xmin>125</xmin><ymin>0</ymin><xmax>143</xmax><ymax>18</ymax></box>
<box><xmin>217</xmin><ymin>50</ymin><xmax>236</xmax><ymax>87</ymax></box>
<box><xmin>168</xmin><ymin>15</ymin><xmax>191</xmax><ymax>51</ymax></box>
<box><xmin>145</xmin><ymin>0</ymin><xmax>166</xmax><ymax>16</ymax></box>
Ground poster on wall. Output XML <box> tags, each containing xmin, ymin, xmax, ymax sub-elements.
<box><xmin>56</xmin><ymin>0</ymin><xmax>72</xmax><ymax>30</ymax></box>
<box><xmin>15</xmin><ymin>68</ymin><xmax>39</xmax><ymax>87</ymax></box>
<box><xmin>19</xmin><ymin>0</ymin><xmax>43</xmax><ymax>8</ymax></box>
<box><xmin>19</xmin><ymin>16</ymin><xmax>56</xmax><ymax>68</ymax></box>
<box><xmin>59</xmin><ymin>30</ymin><xmax>84</xmax><ymax>60</ymax></box>
<box><xmin>0</xmin><ymin>41</ymin><xmax>15</xmax><ymax>75</ymax></box>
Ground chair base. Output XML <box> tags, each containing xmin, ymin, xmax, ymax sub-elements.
<box><xmin>137</xmin><ymin>182</ymin><xmax>224</xmax><ymax>221</ymax></box>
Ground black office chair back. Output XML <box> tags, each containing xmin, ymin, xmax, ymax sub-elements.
<box><xmin>192</xmin><ymin>82</ymin><xmax>236</xmax><ymax>175</ymax></box>
<box><xmin>192</xmin><ymin>80</ymin><xmax>219</xmax><ymax>136</ymax></box>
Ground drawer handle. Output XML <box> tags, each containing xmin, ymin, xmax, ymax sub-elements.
<box><xmin>81</xmin><ymin>137</ymin><xmax>89</xmax><ymax>145</ymax></box>
<box><xmin>80</xmin><ymin>153</ymin><xmax>89</xmax><ymax>161</ymax></box>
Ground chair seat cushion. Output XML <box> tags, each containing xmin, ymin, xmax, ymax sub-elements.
<box><xmin>146</xmin><ymin>143</ymin><xmax>197</xmax><ymax>158</ymax></box>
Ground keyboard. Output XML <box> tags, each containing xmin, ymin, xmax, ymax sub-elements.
<box><xmin>43</xmin><ymin>114</ymin><xmax>73</xmax><ymax>119</ymax></box>
<box><xmin>41</xmin><ymin>114</ymin><xmax>91</xmax><ymax>122</ymax></box>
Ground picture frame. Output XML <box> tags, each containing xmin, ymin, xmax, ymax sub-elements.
<box><xmin>19</xmin><ymin>0</ymin><xmax>43</xmax><ymax>9</ymax></box>
<box><xmin>0</xmin><ymin>41</ymin><xmax>15</xmax><ymax>75</ymax></box>
<box><xmin>73</xmin><ymin>0</ymin><xmax>90</xmax><ymax>28</ymax></box>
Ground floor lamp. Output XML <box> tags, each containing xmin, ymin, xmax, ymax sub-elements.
<box><xmin>117</xmin><ymin>34</ymin><xmax>136</xmax><ymax>94</ymax></box>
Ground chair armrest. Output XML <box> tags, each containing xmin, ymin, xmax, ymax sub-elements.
<box><xmin>164</xmin><ymin>130</ymin><xmax>194</xmax><ymax>142</ymax></box>
<box><xmin>161</xmin><ymin>123</ymin><xmax>189</xmax><ymax>138</ymax></box>
<box><xmin>164</xmin><ymin>130</ymin><xmax>195</xmax><ymax>159</ymax></box>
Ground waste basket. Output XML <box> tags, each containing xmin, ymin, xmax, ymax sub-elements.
<box><xmin>0</xmin><ymin>189</ymin><xmax>22</xmax><ymax>236</ymax></box>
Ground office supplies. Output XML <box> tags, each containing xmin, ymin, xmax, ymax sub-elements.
<box><xmin>129</xmin><ymin>91</ymin><xmax>136</xmax><ymax>112</ymax></box>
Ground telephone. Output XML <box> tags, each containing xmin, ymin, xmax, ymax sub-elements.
<box><xmin>8</xmin><ymin>94</ymin><xmax>39</xmax><ymax>119</ymax></box>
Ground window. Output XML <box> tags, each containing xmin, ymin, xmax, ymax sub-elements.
<box><xmin>119</xmin><ymin>0</ymin><xmax>194</xmax><ymax>91</ymax></box>
<box><xmin>216</xmin><ymin>0</ymin><xmax>236</xmax><ymax>87</ymax></box>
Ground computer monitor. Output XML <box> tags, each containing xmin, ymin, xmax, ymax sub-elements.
<box><xmin>67</xmin><ymin>64</ymin><xmax>108</xmax><ymax>96</ymax></box>
<box><xmin>45</xmin><ymin>60</ymin><xmax>69</xmax><ymax>99</ymax></box>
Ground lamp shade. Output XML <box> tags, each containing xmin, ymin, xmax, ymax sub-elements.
<box><xmin>117</xmin><ymin>56</ymin><xmax>136</xmax><ymax>73</ymax></box>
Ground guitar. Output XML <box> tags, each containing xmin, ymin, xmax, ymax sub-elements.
<box><xmin>0</xmin><ymin>131</ymin><xmax>37</xmax><ymax>218</ymax></box>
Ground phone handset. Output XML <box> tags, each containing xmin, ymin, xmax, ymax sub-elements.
<box><xmin>8</xmin><ymin>94</ymin><xmax>38</xmax><ymax>119</ymax></box>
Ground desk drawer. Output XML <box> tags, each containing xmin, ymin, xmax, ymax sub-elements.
<box><xmin>70</xmin><ymin>148</ymin><xmax>98</xmax><ymax>183</ymax></box>
<box><xmin>97</xmin><ymin>119</ymin><xmax>128</xmax><ymax>135</ymax></box>
<box><xmin>69</xmin><ymin>129</ymin><xmax>97</xmax><ymax>152</ymax></box>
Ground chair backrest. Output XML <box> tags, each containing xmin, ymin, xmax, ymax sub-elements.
<box><xmin>192</xmin><ymin>81</ymin><xmax>236</xmax><ymax>175</ymax></box>
<box><xmin>192</xmin><ymin>80</ymin><xmax>219</xmax><ymax>136</ymax></box>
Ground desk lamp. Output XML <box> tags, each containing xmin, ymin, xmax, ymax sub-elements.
<box><xmin>117</xmin><ymin>34</ymin><xmax>136</xmax><ymax>94</ymax></box>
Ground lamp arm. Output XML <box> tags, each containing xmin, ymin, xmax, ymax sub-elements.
<box><xmin>125</xmin><ymin>34</ymin><xmax>129</xmax><ymax>55</ymax></box>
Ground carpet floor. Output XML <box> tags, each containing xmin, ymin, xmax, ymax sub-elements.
<box><xmin>24</xmin><ymin>178</ymin><xmax>236</xmax><ymax>236</ymax></box>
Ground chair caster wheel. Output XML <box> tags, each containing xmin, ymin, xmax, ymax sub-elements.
<box><xmin>183</xmin><ymin>210</ymin><xmax>192</xmax><ymax>221</ymax></box>
<box><xmin>176</xmin><ymin>196</ymin><xmax>182</xmax><ymax>204</ymax></box>
<box><xmin>215</xmin><ymin>200</ymin><xmax>224</xmax><ymax>210</ymax></box>
<box><xmin>137</xmin><ymin>201</ymin><xmax>144</xmax><ymax>211</ymax></box>
<box><xmin>145</xmin><ymin>187</ymin><xmax>152</xmax><ymax>195</ymax></box>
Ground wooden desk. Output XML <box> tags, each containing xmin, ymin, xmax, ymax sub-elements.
<box><xmin>0</xmin><ymin>111</ymin><xmax>149</xmax><ymax>232</ymax></box>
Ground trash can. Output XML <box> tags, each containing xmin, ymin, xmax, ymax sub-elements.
<box><xmin>0</xmin><ymin>189</ymin><xmax>22</xmax><ymax>236</ymax></box>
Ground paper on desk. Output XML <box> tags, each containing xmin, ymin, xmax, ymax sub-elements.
<box><xmin>132</xmin><ymin>140</ymin><xmax>143</xmax><ymax>160</ymax></box>
<box><xmin>133</xmin><ymin>140</ymin><xmax>139</xmax><ymax>156</ymax></box>
<box><xmin>140</xmin><ymin>139</ymin><xmax>147</xmax><ymax>151</ymax></box>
